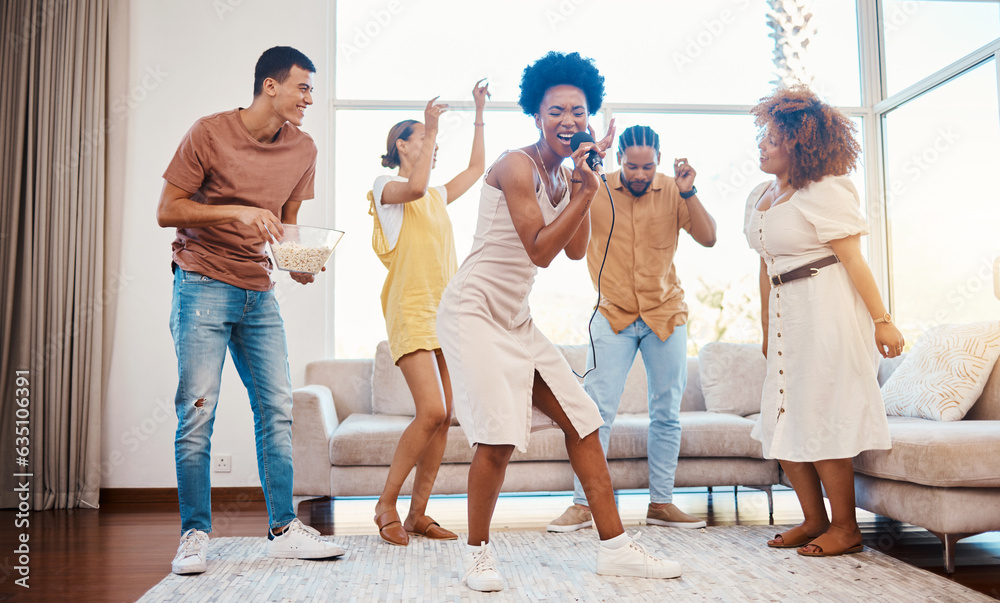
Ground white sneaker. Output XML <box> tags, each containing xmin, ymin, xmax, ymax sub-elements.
<box><xmin>266</xmin><ymin>518</ymin><xmax>346</xmax><ymax>559</ymax></box>
<box><xmin>546</xmin><ymin>504</ymin><xmax>594</xmax><ymax>533</ymax></box>
<box><xmin>596</xmin><ymin>532</ymin><xmax>682</xmax><ymax>579</ymax></box>
<box><xmin>462</xmin><ymin>542</ymin><xmax>504</xmax><ymax>592</ymax></box>
<box><xmin>172</xmin><ymin>529</ymin><xmax>209</xmax><ymax>575</ymax></box>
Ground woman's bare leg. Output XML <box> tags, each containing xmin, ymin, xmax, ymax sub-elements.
<box><xmin>801</xmin><ymin>458</ymin><xmax>862</xmax><ymax>553</ymax></box>
<box><xmin>771</xmin><ymin>460</ymin><xmax>831</xmax><ymax>545</ymax></box>
<box><xmin>375</xmin><ymin>350</ymin><xmax>450</xmax><ymax>519</ymax></box>
<box><xmin>467</xmin><ymin>443</ymin><xmax>514</xmax><ymax>545</ymax></box>
<box><xmin>530</xmin><ymin>372</ymin><xmax>624</xmax><ymax>540</ymax></box>
<box><xmin>403</xmin><ymin>353</ymin><xmax>454</xmax><ymax>528</ymax></box>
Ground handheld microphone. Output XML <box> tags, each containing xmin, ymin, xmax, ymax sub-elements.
<box><xmin>570</xmin><ymin>132</ymin><xmax>606</xmax><ymax>180</ymax></box>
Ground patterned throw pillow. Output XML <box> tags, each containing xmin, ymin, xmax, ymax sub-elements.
<box><xmin>882</xmin><ymin>321</ymin><xmax>1000</xmax><ymax>421</ymax></box>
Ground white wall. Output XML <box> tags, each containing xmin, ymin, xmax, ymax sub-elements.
<box><xmin>102</xmin><ymin>0</ymin><xmax>332</xmax><ymax>487</ymax></box>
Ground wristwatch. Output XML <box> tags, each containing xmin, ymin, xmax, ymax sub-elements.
<box><xmin>679</xmin><ymin>186</ymin><xmax>697</xmax><ymax>199</ymax></box>
<box><xmin>873</xmin><ymin>312</ymin><xmax>892</xmax><ymax>324</ymax></box>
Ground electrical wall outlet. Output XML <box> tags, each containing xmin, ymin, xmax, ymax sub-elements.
<box><xmin>213</xmin><ymin>454</ymin><xmax>232</xmax><ymax>473</ymax></box>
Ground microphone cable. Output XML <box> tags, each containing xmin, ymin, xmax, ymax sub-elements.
<box><xmin>573</xmin><ymin>173</ymin><xmax>614</xmax><ymax>380</ymax></box>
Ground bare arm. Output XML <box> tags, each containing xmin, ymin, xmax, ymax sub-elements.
<box><xmin>830</xmin><ymin>234</ymin><xmax>905</xmax><ymax>357</ymax></box>
<box><xmin>684</xmin><ymin>193</ymin><xmax>717</xmax><ymax>247</ymax></box>
<box><xmin>673</xmin><ymin>159</ymin><xmax>716</xmax><ymax>247</ymax></box>
<box><xmin>494</xmin><ymin>147</ymin><xmax>600</xmax><ymax>268</ymax></box>
<box><xmin>759</xmin><ymin>256</ymin><xmax>770</xmax><ymax>358</ymax></box>
<box><xmin>156</xmin><ymin>181</ymin><xmax>282</xmax><ymax>241</ymax></box>
<box><xmin>380</xmin><ymin>98</ymin><xmax>445</xmax><ymax>205</ymax></box>
<box><xmin>563</xmin><ymin>167</ymin><xmax>591</xmax><ymax>260</ymax></box>
<box><xmin>444</xmin><ymin>79</ymin><xmax>489</xmax><ymax>203</ymax></box>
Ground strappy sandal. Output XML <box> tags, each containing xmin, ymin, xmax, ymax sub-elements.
<box><xmin>374</xmin><ymin>510</ymin><xmax>409</xmax><ymax>546</ymax></box>
<box><xmin>407</xmin><ymin>515</ymin><xmax>458</xmax><ymax>540</ymax></box>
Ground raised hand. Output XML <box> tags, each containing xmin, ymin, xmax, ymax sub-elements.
<box><xmin>674</xmin><ymin>158</ymin><xmax>696</xmax><ymax>192</ymax></box>
<box><xmin>590</xmin><ymin>118</ymin><xmax>617</xmax><ymax>154</ymax></box>
<box><xmin>424</xmin><ymin>96</ymin><xmax>448</xmax><ymax>132</ymax></box>
<box><xmin>472</xmin><ymin>78</ymin><xmax>490</xmax><ymax>112</ymax></box>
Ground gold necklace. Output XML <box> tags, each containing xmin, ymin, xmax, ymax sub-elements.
<box><xmin>535</xmin><ymin>142</ymin><xmax>564</xmax><ymax>207</ymax></box>
<box><xmin>771</xmin><ymin>179</ymin><xmax>794</xmax><ymax>202</ymax></box>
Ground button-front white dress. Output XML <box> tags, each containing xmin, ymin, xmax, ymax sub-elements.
<box><xmin>744</xmin><ymin>175</ymin><xmax>891</xmax><ymax>462</ymax></box>
<box><xmin>437</xmin><ymin>151</ymin><xmax>604</xmax><ymax>453</ymax></box>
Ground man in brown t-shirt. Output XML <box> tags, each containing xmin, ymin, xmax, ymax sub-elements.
<box><xmin>548</xmin><ymin>125</ymin><xmax>718</xmax><ymax>533</ymax></box>
<box><xmin>156</xmin><ymin>46</ymin><xmax>343</xmax><ymax>575</ymax></box>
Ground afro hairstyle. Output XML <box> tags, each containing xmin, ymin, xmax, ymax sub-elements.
<box><xmin>517</xmin><ymin>51</ymin><xmax>605</xmax><ymax>116</ymax></box>
<box><xmin>750</xmin><ymin>86</ymin><xmax>860</xmax><ymax>189</ymax></box>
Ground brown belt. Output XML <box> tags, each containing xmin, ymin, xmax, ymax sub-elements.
<box><xmin>771</xmin><ymin>255</ymin><xmax>840</xmax><ymax>287</ymax></box>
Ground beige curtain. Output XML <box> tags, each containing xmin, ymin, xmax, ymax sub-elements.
<box><xmin>0</xmin><ymin>0</ymin><xmax>113</xmax><ymax>510</ymax></box>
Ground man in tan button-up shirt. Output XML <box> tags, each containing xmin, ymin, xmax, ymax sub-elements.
<box><xmin>548</xmin><ymin>126</ymin><xmax>718</xmax><ymax>533</ymax></box>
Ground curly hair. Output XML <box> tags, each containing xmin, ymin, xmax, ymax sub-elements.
<box><xmin>518</xmin><ymin>51</ymin><xmax>605</xmax><ymax>116</ymax></box>
<box><xmin>750</xmin><ymin>86</ymin><xmax>860</xmax><ymax>189</ymax></box>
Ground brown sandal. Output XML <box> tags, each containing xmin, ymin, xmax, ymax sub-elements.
<box><xmin>797</xmin><ymin>534</ymin><xmax>864</xmax><ymax>557</ymax></box>
<box><xmin>375</xmin><ymin>510</ymin><xmax>409</xmax><ymax>546</ymax></box>
<box><xmin>767</xmin><ymin>526</ymin><xmax>822</xmax><ymax>549</ymax></box>
<box><xmin>406</xmin><ymin>515</ymin><xmax>457</xmax><ymax>540</ymax></box>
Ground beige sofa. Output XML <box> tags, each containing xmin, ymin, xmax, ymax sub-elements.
<box><xmin>291</xmin><ymin>341</ymin><xmax>780</xmax><ymax>517</ymax></box>
<box><xmin>852</xmin><ymin>354</ymin><xmax>1000</xmax><ymax>572</ymax></box>
<box><xmin>290</xmin><ymin>341</ymin><xmax>1000</xmax><ymax>572</ymax></box>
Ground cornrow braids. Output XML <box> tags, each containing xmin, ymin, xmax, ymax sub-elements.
<box><xmin>617</xmin><ymin>125</ymin><xmax>660</xmax><ymax>154</ymax></box>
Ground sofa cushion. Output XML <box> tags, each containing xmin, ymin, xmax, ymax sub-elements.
<box><xmin>698</xmin><ymin>342</ymin><xmax>766</xmax><ymax>417</ymax></box>
<box><xmin>967</xmin><ymin>359</ymin><xmax>1000</xmax><ymax>421</ymax></box>
<box><xmin>330</xmin><ymin>410</ymin><xmax>764</xmax><ymax>467</ymax></box>
<box><xmin>371</xmin><ymin>341</ymin><xmax>415</xmax><ymax>416</ymax></box>
<box><xmin>371</xmin><ymin>341</ymin><xmax>461</xmax><ymax>425</ymax></box>
<box><xmin>678</xmin><ymin>412</ymin><xmax>765</xmax><ymax>459</ymax></box>
<box><xmin>881</xmin><ymin>321</ymin><xmax>1000</xmax><ymax>421</ymax></box>
<box><xmin>853</xmin><ymin>416</ymin><xmax>1000</xmax><ymax>487</ymax></box>
<box><xmin>330</xmin><ymin>414</ymin><xmax>475</xmax><ymax>466</ymax></box>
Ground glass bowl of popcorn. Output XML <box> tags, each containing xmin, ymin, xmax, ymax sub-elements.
<box><xmin>267</xmin><ymin>224</ymin><xmax>344</xmax><ymax>275</ymax></box>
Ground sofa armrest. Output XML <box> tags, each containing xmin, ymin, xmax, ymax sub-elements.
<box><xmin>290</xmin><ymin>384</ymin><xmax>339</xmax><ymax>496</ymax></box>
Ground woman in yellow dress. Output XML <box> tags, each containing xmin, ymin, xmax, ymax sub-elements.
<box><xmin>368</xmin><ymin>80</ymin><xmax>489</xmax><ymax>546</ymax></box>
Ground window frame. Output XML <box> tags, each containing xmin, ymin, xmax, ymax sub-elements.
<box><xmin>320</xmin><ymin>0</ymin><xmax>999</xmax><ymax>356</ymax></box>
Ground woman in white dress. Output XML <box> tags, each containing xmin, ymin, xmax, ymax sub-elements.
<box><xmin>437</xmin><ymin>51</ymin><xmax>681</xmax><ymax>592</ymax></box>
<box><xmin>745</xmin><ymin>87</ymin><xmax>905</xmax><ymax>557</ymax></box>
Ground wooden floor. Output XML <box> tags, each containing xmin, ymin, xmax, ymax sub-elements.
<box><xmin>2</xmin><ymin>487</ymin><xmax>998</xmax><ymax>602</ymax></box>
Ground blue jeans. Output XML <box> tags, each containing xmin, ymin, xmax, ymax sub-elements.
<box><xmin>170</xmin><ymin>269</ymin><xmax>295</xmax><ymax>533</ymax></box>
<box><xmin>574</xmin><ymin>314</ymin><xmax>687</xmax><ymax>505</ymax></box>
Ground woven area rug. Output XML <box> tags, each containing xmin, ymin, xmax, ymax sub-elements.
<box><xmin>139</xmin><ymin>524</ymin><xmax>989</xmax><ymax>602</ymax></box>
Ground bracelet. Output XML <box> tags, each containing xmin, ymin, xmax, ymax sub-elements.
<box><xmin>679</xmin><ymin>185</ymin><xmax>697</xmax><ymax>199</ymax></box>
<box><xmin>473</xmin><ymin>122</ymin><xmax>485</xmax><ymax>126</ymax></box>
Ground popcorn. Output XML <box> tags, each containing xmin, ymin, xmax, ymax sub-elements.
<box><xmin>270</xmin><ymin>241</ymin><xmax>334</xmax><ymax>274</ymax></box>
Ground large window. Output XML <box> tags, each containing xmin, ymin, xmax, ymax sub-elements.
<box><xmin>877</xmin><ymin>1</ymin><xmax>1000</xmax><ymax>345</ymax></box>
<box><xmin>882</xmin><ymin>0</ymin><xmax>1000</xmax><ymax>97</ymax></box>
<box><xmin>331</xmin><ymin>0</ymin><xmax>868</xmax><ymax>357</ymax></box>
<box><xmin>882</xmin><ymin>60</ymin><xmax>1000</xmax><ymax>341</ymax></box>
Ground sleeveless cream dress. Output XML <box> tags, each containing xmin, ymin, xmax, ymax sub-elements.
<box><xmin>437</xmin><ymin>150</ymin><xmax>604</xmax><ymax>452</ymax></box>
